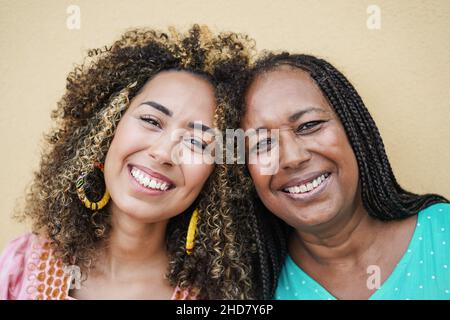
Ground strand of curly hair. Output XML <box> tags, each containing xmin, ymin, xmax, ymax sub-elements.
<box><xmin>234</xmin><ymin>52</ymin><xmax>449</xmax><ymax>299</ymax></box>
<box><xmin>15</xmin><ymin>25</ymin><xmax>261</xmax><ymax>299</ymax></box>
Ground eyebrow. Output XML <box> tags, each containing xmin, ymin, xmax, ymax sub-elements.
<box><xmin>188</xmin><ymin>122</ymin><xmax>213</xmax><ymax>133</ymax></box>
<box><xmin>288</xmin><ymin>107</ymin><xmax>326</xmax><ymax>122</ymax></box>
<box><xmin>255</xmin><ymin>107</ymin><xmax>327</xmax><ymax>131</ymax></box>
<box><xmin>140</xmin><ymin>102</ymin><xmax>213</xmax><ymax>133</ymax></box>
<box><xmin>140</xmin><ymin>101</ymin><xmax>173</xmax><ymax>117</ymax></box>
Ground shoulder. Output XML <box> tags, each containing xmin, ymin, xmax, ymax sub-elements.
<box><xmin>0</xmin><ymin>233</ymin><xmax>50</xmax><ymax>300</ymax></box>
<box><xmin>1</xmin><ymin>232</ymin><xmax>38</xmax><ymax>252</ymax></box>
<box><xmin>0</xmin><ymin>233</ymin><xmax>41</xmax><ymax>264</ymax></box>
<box><xmin>418</xmin><ymin>202</ymin><xmax>450</xmax><ymax>223</ymax></box>
<box><xmin>416</xmin><ymin>202</ymin><xmax>450</xmax><ymax>248</ymax></box>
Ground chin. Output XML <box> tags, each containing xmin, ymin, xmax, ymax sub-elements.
<box><xmin>291</xmin><ymin>209</ymin><xmax>339</xmax><ymax>229</ymax></box>
<box><xmin>112</xmin><ymin>198</ymin><xmax>173</xmax><ymax>223</ymax></box>
<box><xmin>127</xmin><ymin>209</ymin><xmax>173</xmax><ymax>224</ymax></box>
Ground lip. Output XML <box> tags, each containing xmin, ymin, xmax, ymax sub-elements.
<box><xmin>128</xmin><ymin>164</ymin><xmax>175</xmax><ymax>186</ymax></box>
<box><xmin>280</xmin><ymin>173</ymin><xmax>332</xmax><ymax>202</ymax></box>
<box><xmin>127</xmin><ymin>164</ymin><xmax>175</xmax><ymax>196</ymax></box>
<box><xmin>279</xmin><ymin>171</ymin><xmax>331</xmax><ymax>190</ymax></box>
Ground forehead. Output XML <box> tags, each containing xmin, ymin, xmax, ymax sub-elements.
<box><xmin>143</xmin><ymin>70</ymin><xmax>212</xmax><ymax>91</ymax></box>
<box><xmin>244</xmin><ymin>66</ymin><xmax>332</xmax><ymax>126</ymax></box>
<box><xmin>133</xmin><ymin>70</ymin><xmax>216</xmax><ymax>122</ymax></box>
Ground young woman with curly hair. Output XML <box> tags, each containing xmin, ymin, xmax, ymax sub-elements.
<box><xmin>236</xmin><ymin>53</ymin><xmax>449</xmax><ymax>300</ymax></box>
<box><xmin>0</xmin><ymin>25</ymin><xmax>260</xmax><ymax>300</ymax></box>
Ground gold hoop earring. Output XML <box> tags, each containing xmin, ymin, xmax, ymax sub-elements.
<box><xmin>76</xmin><ymin>162</ymin><xmax>110</xmax><ymax>211</ymax></box>
<box><xmin>186</xmin><ymin>208</ymin><xmax>199</xmax><ymax>255</ymax></box>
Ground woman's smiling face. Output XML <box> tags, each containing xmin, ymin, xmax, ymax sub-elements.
<box><xmin>242</xmin><ymin>65</ymin><xmax>361</xmax><ymax>230</ymax></box>
<box><xmin>104</xmin><ymin>70</ymin><xmax>216</xmax><ymax>222</ymax></box>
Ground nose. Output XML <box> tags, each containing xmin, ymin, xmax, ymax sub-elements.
<box><xmin>146</xmin><ymin>131</ymin><xmax>178</xmax><ymax>167</ymax></box>
<box><xmin>279</xmin><ymin>131</ymin><xmax>312</xmax><ymax>170</ymax></box>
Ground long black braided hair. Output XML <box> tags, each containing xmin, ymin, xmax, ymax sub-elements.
<box><xmin>235</xmin><ymin>52</ymin><xmax>449</xmax><ymax>299</ymax></box>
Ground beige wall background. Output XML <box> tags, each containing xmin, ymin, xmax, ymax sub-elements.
<box><xmin>1</xmin><ymin>0</ymin><xmax>449</xmax><ymax>249</ymax></box>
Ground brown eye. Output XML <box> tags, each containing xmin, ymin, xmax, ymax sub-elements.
<box><xmin>140</xmin><ymin>116</ymin><xmax>161</xmax><ymax>128</ymax></box>
<box><xmin>296</xmin><ymin>120</ymin><xmax>325</xmax><ymax>134</ymax></box>
<box><xmin>183</xmin><ymin>137</ymin><xmax>207</xmax><ymax>152</ymax></box>
<box><xmin>252</xmin><ymin>137</ymin><xmax>276</xmax><ymax>154</ymax></box>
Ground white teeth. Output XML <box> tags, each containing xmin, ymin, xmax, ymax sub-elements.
<box><xmin>131</xmin><ymin>167</ymin><xmax>170</xmax><ymax>191</ymax></box>
<box><xmin>285</xmin><ymin>173</ymin><xmax>329</xmax><ymax>195</ymax></box>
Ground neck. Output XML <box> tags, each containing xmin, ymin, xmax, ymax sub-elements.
<box><xmin>290</xmin><ymin>200</ymin><xmax>384</xmax><ymax>266</ymax></box>
<box><xmin>97</xmin><ymin>202</ymin><xmax>169</xmax><ymax>279</ymax></box>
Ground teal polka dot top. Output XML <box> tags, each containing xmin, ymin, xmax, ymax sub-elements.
<box><xmin>275</xmin><ymin>202</ymin><xmax>450</xmax><ymax>300</ymax></box>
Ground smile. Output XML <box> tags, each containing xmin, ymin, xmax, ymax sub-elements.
<box><xmin>283</xmin><ymin>172</ymin><xmax>331</xmax><ymax>194</ymax></box>
<box><xmin>130</xmin><ymin>166</ymin><xmax>174</xmax><ymax>192</ymax></box>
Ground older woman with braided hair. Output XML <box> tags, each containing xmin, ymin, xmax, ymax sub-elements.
<box><xmin>0</xmin><ymin>25</ymin><xmax>262</xmax><ymax>300</ymax></box>
<box><xmin>237</xmin><ymin>53</ymin><xmax>450</xmax><ymax>300</ymax></box>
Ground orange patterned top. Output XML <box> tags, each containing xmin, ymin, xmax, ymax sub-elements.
<box><xmin>0</xmin><ymin>233</ymin><xmax>196</xmax><ymax>300</ymax></box>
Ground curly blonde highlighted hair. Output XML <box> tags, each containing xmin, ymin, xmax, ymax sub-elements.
<box><xmin>15</xmin><ymin>25</ymin><xmax>260</xmax><ymax>299</ymax></box>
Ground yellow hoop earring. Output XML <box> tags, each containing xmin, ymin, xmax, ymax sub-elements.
<box><xmin>186</xmin><ymin>208</ymin><xmax>199</xmax><ymax>255</ymax></box>
<box><xmin>76</xmin><ymin>162</ymin><xmax>110</xmax><ymax>211</ymax></box>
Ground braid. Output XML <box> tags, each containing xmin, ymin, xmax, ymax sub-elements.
<box><xmin>258</xmin><ymin>201</ymin><xmax>290</xmax><ymax>297</ymax></box>
<box><xmin>248</xmin><ymin>52</ymin><xmax>448</xmax><ymax>220</ymax></box>
<box><xmin>310</xmin><ymin>56</ymin><xmax>447</xmax><ymax>218</ymax></box>
<box><xmin>247</xmin><ymin>200</ymin><xmax>271</xmax><ymax>299</ymax></box>
<box><xmin>246</xmin><ymin>193</ymin><xmax>289</xmax><ymax>299</ymax></box>
<box><xmin>237</xmin><ymin>52</ymin><xmax>449</xmax><ymax>298</ymax></box>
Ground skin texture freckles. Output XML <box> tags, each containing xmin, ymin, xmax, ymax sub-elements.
<box><xmin>15</xmin><ymin>25</ymin><xmax>261</xmax><ymax>299</ymax></box>
<box><xmin>243</xmin><ymin>65</ymin><xmax>361</xmax><ymax>233</ymax></box>
<box><xmin>72</xmin><ymin>70</ymin><xmax>216</xmax><ymax>299</ymax></box>
<box><xmin>105</xmin><ymin>70</ymin><xmax>215</xmax><ymax>223</ymax></box>
<box><xmin>242</xmin><ymin>65</ymin><xmax>417</xmax><ymax>299</ymax></box>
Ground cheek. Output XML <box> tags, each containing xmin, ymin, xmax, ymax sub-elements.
<box><xmin>182</xmin><ymin>163</ymin><xmax>214</xmax><ymax>192</ymax></box>
<box><xmin>315</xmin><ymin>126</ymin><xmax>359</xmax><ymax>190</ymax></box>
<box><xmin>104</xmin><ymin>118</ymin><xmax>149</xmax><ymax>184</ymax></box>
<box><xmin>315</xmin><ymin>124</ymin><xmax>343</xmax><ymax>151</ymax></box>
<box><xmin>106</xmin><ymin>118</ymin><xmax>147</xmax><ymax>164</ymax></box>
<box><xmin>248</xmin><ymin>164</ymin><xmax>272</xmax><ymax>195</ymax></box>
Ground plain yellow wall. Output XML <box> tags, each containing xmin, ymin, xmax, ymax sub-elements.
<box><xmin>1</xmin><ymin>0</ymin><xmax>449</xmax><ymax>250</ymax></box>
